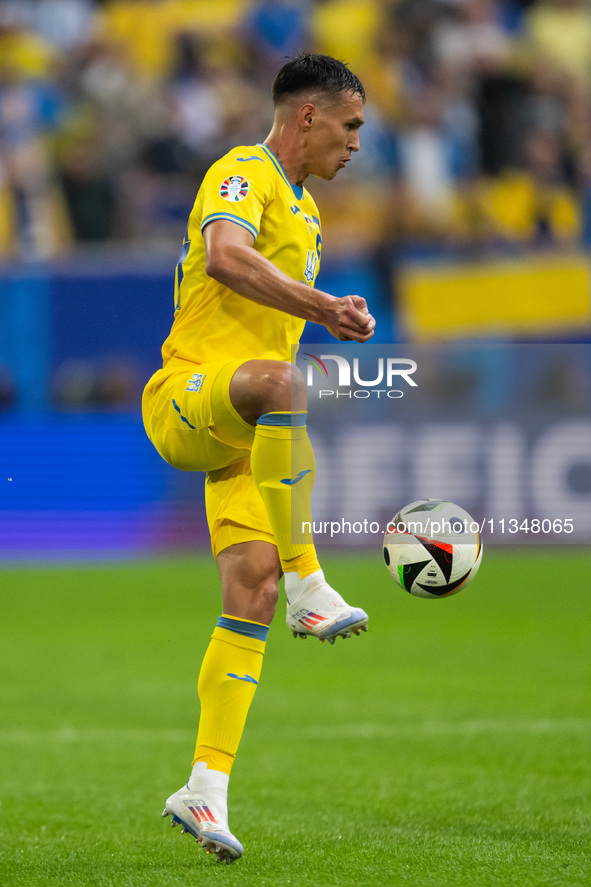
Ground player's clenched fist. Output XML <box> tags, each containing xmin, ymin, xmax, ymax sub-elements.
<box><xmin>322</xmin><ymin>294</ymin><xmax>376</xmax><ymax>342</ymax></box>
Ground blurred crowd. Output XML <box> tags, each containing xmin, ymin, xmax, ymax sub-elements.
<box><xmin>2</xmin><ymin>0</ymin><xmax>591</xmax><ymax>262</ymax></box>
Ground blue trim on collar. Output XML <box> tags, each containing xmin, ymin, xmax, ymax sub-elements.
<box><xmin>259</xmin><ymin>144</ymin><xmax>304</xmax><ymax>200</ymax></box>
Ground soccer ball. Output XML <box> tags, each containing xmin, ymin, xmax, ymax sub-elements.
<box><xmin>383</xmin><ymin>499</ymin><xmax>483</xmax><ymax>599</ymax></box>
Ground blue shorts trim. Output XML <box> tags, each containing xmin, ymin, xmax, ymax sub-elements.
<box><xmin>257</xmin><ymin>412</ymin><xmax>307</xmax><ymax>427</ymax></box>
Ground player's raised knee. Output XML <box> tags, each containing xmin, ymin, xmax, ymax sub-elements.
<box><xmin>257</xmin><ymin>361</ymin><xmax>305</xmax><ymax>414</ymax></box>
<box><xmin>230</xmin><ymin>360</ymin><xmax>307</xmax><ymax>423</ymax></box>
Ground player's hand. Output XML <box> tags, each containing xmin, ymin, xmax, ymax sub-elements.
<box><xmin>323</xmin><ymin>295</ymin><xmax>376</xmax><ymax>342</ymax></box>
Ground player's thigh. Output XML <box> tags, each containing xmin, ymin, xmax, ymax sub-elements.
<box><xmin>142</xmin><ymin>359</ymin><xmax>253</xmax><ymax>472</ymax></box>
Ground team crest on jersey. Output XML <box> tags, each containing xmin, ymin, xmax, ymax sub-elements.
<box><xmin>220</xmin><ymin>175</ymin><xmax>249</xmax><ymax>202</ymax></box>
<box><xmin>186</xmin><ymin>372</ymin><xmax>206</xmax><ymax>393</ymax></box>
<box><xmin>303</xmin><ymin>249</ymin><xmax>318</xmax><ymax>283</ymax></box>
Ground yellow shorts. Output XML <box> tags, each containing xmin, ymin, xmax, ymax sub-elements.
<box><xmin>142</xmin><ymin>358</ymin><xmax>274</xmax><ymax>557</ymax></box>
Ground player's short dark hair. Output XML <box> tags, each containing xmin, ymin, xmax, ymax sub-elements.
<box><xmin>272</xmin><ymin>53</ymin><xmax>365</xmax><ymax>105</ymax></box>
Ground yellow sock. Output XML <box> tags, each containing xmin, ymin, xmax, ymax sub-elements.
<box><xmin>193</xmin><ymin>616</ymin><xmax>267</xmax><ymax>776</ymax></box>
<box><xmin>250</xmin><ymin>412</ymin><xmax>319</xmax><ymax>567</ymax></box>
<box><xmin>281</xmin><ymin>550</ymin><xmax>321</xmax><ymax>579</ymax></box>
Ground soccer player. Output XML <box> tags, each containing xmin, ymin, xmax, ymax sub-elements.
<box><xmin>142</xmin><ymin>53</ymin><xmax>374</xmax><ymax>863</ymax></box>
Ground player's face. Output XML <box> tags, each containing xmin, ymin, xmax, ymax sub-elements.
<box><xmin>306</xmin><ymin>90</ymin><xmax>364</xmax><ymax>181</ymax></box>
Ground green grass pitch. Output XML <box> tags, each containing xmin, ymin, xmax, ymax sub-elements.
<box><xmin>0</xmin><ymin>548</ymin><xmax>589</xmax><ymax>886</ymax></box>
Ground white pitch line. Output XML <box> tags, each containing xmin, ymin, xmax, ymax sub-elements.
<box><xmin>0</xmin><ymin>719</ymin><xmax>589</xmax><ymax>745</ymax></box>
<box><xmin>0</xmin><ymin>727</ymin><xmax>194</xmax><ymax>745</ymax></box>
<box><xmin>302</xmin><ymin>719</ymin><xmax>591</xmax><ymax>740</ymax></box>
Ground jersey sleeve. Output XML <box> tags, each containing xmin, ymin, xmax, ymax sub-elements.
<box><xmin>199</xmin><ymin>153</ymin><xmax>270</xmax><ymax>241</ymax></box>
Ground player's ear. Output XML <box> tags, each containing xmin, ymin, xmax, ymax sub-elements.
<box><xmin>297</xmin><ymin>102</ymin><xmax>316</xmax><ymax>131</ymax></box>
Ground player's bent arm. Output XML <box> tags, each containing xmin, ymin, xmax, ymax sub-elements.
<box><xmin>203</xmin><ymin>219</ymin><xmax>375</xmax><ymax>342</ymax></box>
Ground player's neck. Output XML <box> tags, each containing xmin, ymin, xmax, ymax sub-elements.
<box><xmin>263</xmin><ymin>132</ymin><xmax>307</xmax><ymax>188</ymax></box>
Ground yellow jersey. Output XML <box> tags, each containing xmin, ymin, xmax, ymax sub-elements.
<box><xmin>162</xmin><ymin>144</ymin><xmax>323</xmax><ymax>367</ymax></box>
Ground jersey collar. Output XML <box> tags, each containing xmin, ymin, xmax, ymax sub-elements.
<box><xmin>259</xmin><ymin>144</ymin><xmax>304</xmax><ymax>201</ymax></box>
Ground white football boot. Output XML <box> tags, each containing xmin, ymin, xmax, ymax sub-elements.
<box><xmin>162</xmin><ymin>783</ymin><xmax>243</xmax><ymax>864</ymax></box>
<box><xmin>285</xmin><ymin>569</ymin><xmax>368</xmax><ymax>644</ymax></box>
